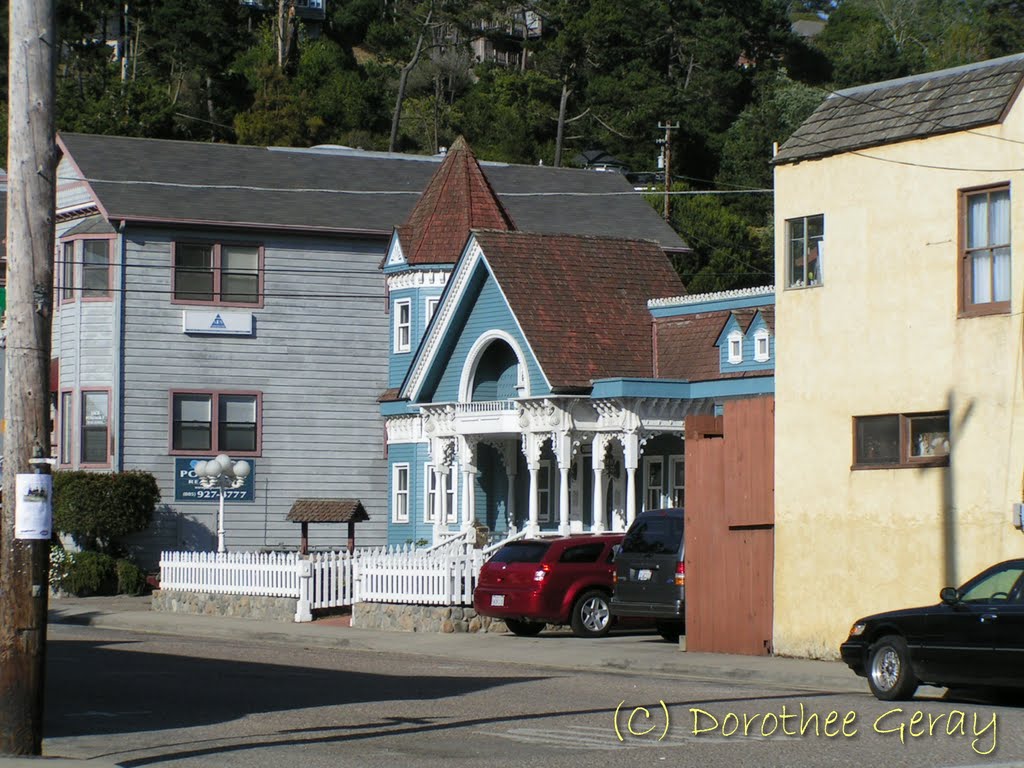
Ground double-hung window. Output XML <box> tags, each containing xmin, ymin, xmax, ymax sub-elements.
<box><xmin>645</xmin><ymin>456</ymin><xmax>665</xmax><ymax>510</ymax></box>
<box><xmin>170</xmin><ymin>391</ymin><xmax>260</xmax><ymax>455</ymax></box>
<box><xmin>59</xmin><ymin>237</ymin><xmax>112</xmax><ymax>301</ymax></box>
<box><xmin>727</xmin><ymin>330</ymin><xmax>743</xmax><ymax>364</ymax></box>
<box><xmin>393</xmin><ymin>464</ymin><xmax>410</xmax><ymax>523</ymax></box>
<box><xmin>786</xmin><ymin>214</ymin><xmax>824</xmax><ymax>288</ymax></box>
<box><xmin>60</xmin><ymin>391</ymin><xmax>73</xmax><ymax>465</ymax></box>
<box><xmin>80</xmin><ymin>390</ymin><xmax>110</xmax><ymax>466</ymax></box>
<box><xmin>853</xmin><ymin>411</ymin><xmax>950</xmax><ymax>469</ymax></box>
<box><xmin>961</xmin><ymin>185</ymin><xmax>1010</xmax><ymax>315</ymax></box>
<box><xmin>394</xmin><ymin>299</ymin><xmax>411</xmax><ymax>353</ymax></box>
<box><xmin>173</xmin><ymin>242</ymin><xmax>261</xmax><ymax>306</ymax></box>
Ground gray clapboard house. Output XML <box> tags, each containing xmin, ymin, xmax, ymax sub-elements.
<box><xmin>53</xmin><ymin>133</ymin><xmax>685</xmax><ymax>566</ymax></box>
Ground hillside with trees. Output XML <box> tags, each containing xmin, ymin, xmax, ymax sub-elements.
<box><xmin>9</xmin><ymin>0</ymin><xmax>1021</xmax><ymax>290</ymax></box>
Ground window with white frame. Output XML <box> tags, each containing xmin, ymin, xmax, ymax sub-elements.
<box><xmin>537</xmin><ymin>460</ymin><xmax>552</xmax><ymax>522</ymax></box>
<box><xmin>425</xmin><ymin>297</ymin><xmax>440</xmax><ymax>327</ymax></box>
<box><xmin>754</xmin><ymin>328</ymin><xmax>770</xmax><ymax>362</ymax></box>
<box><xmin>644</xmin><ymin>456</ymin><xmax>665</xmax><ymax>510</ymax></box>
<box><xmin>393</xmin><ymin>464</ymin><xmax>410</xmax><ymax>522</ymax></box>
<box><xmin>786</xmin><ymin>214</ymin><xmax>824</xmax><ymax>288</ymax></box>
<box><xmin>394</xmin><ymin>299</ymin><xmax>411</xmax><ymax>353</ymax></box>
<box><xmin>669</xmin><ymin>456</ymin><xmax>684</xmax><ymax>508</ymax></box>
<box><xmin>727</xmin><ymin>330</ymin><xmax>743</xmax><ymax>364</ymax></box>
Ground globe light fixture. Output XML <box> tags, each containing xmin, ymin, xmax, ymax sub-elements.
<box><xmin>195</xmin><ymin>455</ymin><xmax>251</xmax><ymax>553</ymax></box>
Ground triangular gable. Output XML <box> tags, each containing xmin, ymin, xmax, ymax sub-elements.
<box><xmin>402</xmin><ymin>233</ymin><xmax>550</xmax><ymax>404</ymax></box>
<box><xmin>714</xmin><ymin>311</ymin><xmax>753</xmax><ymax>347</ymax></box>
<box><xmin>382</xmin><ymin>229</ymin><xmax>406</xmax><ymax>271</ymax></box>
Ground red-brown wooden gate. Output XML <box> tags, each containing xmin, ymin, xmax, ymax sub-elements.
<box><xmin>684</xmin><ymin>396</ymin><xmax>774</xmax><ymax>655</ymax></box>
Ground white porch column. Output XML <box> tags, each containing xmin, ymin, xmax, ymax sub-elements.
<box><xmin>459</xmin><ymin>436</ymin><xmax>477</xmax><ymax>531</ymax></box>
<box><xmin>554</xmin><ymin>431</ymin><xmax>572</xmax><ymax>536</ymax></box>
<box><xmin>527</xmin><ymin>463</ymin><xmax>540</xmax><ymax>536</ymax></box>
<box><xmin>434</xmin><ymin>470</ymin><xmax>447</xmax><ymax>543</ymax></box>
<box><xmin>558</xmin><ymin>464</ymin><xmax>570</xmax><ymax>536</ymax></box>
<box><xmin>591</xmin><ymin>436</ymin><xmax>607</xmax><ymax>533</ymax></box>
<box><xmin>624</xmin><ymin>432</ymin><xmax>639</xmax><ymax>527</ymax></box>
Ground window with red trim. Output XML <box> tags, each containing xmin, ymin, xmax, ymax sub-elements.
<box><xmin>173</xmin><ymin>242</ymin><xmax>261</xmax><ymax>306</ymax></box>
<box><xmin>170</xmin><ymin>391</ymin><xmax>261</xmax><ymax>455</ymax></box>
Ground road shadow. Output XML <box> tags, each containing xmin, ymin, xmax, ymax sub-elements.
<box><xmin>45</xmin><ymin>637</ymin><xmax>545</xmax><ymax>738</ymax></box>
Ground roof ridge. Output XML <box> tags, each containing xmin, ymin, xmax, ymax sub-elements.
<box><xmin>832</xmin><ymin>52</ymin><xmax>1024</xmax><ymax>100</ymax></box>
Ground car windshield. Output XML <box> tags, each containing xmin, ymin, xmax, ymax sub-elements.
<box><xmin>959</xmin><ymin>564</ymin><xmax>1024</xmax><ymax>603</ymax></box>
<box><xmin>489</xmin><ymin>542</ymin><xmax>551</xmax><ymax>564</ymax></box>
<box><xmin>621</xmin><ymin>516</ymin><xmax>683</xmax><ymax>554</ymax></box>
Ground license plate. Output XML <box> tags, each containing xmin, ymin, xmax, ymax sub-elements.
<box><xmin>491</xmin><ymin>595</ymin><xmax>505</xmax><ymax>607</ymax></box>
<box><xmin>637</xmin><ymin>569</ymin><xmax>652</xmax><ymax>581</ymax></box>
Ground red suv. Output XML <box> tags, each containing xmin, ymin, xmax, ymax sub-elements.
<box><xmin>473</xmin><ymin>534</ymin><xmax>623</xmax><ymax>638</ymax></box>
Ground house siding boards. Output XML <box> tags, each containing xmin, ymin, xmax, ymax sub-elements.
<box><xmin>773</xmin><ymin>59</ymin><xmax>1024</xmax><ymax>658</ymax></box>
<box><xmin>426</xmin><ymin>267</ymin><xmax>546</xmax><ymax>403</ymax></box>
<box><xmin>114</xmin><ymin>227</ymin><xmax>389</xmax><ymax>561</ymax></box>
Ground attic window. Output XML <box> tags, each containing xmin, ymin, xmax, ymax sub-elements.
<box><xmin>727</xmin><ymin>330</ymin><xmax>743</xmax><ymax>364</ymax></box>
<box><xmin>754</xmin><ymin>328</ymin><xmax>770</xmax><ymax>362</ymax></box>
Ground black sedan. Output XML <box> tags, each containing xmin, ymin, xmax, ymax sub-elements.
<box><xmin>840</xmin><ymin>559</ymin><xmax>1024</xmax><ymax>700</ymax></box>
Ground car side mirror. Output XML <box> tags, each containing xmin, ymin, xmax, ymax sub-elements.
<box><xmin>940</xmin><ymin>586</ymin><xmax>960</xmax><ymax>605</ymax></box>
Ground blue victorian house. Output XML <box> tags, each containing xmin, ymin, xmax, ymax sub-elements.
<box><xmin>381</xmin><ymin>139</ymin><xmax>774</xmax><ymax>547</ymax></box>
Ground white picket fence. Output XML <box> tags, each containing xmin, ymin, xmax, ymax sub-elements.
<box><xmin>159</xmin><ymin>543</ymin><xmax>487</xmax><ymax>622</ymax></box>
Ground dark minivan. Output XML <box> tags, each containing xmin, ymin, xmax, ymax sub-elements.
<box><xmin>610</xmin><ymin>508</ymin><xmax>685</xmax><ymax>642</ymax></box>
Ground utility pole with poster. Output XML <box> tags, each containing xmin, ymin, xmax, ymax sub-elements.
<box><xmin>0</xmin><ymin>0</ymin><xmax>58</xmax><ymax>755</ymax></box>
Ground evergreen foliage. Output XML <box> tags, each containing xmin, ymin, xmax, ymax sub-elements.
<box><xmin>52</xmin><ymin>470</ymin><xmax>161</xmax><ymax>555</ymax></box>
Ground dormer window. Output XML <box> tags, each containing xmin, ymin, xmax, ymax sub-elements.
<box><xmin>754</xmin><ymin>328</ymin><xmax>770</xmax><ymax>362</ymax></box>
<box><xmin>727</xmin><ymin>330</ymin><xmax>743</xmax><ymax>364</ymax></box>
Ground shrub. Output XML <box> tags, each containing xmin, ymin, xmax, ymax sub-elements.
<box><xmin>53</xmin><ymin>470</ymin><xmax>161</xmax><ymax>554</ymax></box>
<box><xmin>115</xmin><ymin>558</ymin><xmax>147</xmax><ymax>596</ymax></box>
<box><xmin>54</xmin><ymin>550</ymin><xmax>117</xmax><ymax>596</ymax></box>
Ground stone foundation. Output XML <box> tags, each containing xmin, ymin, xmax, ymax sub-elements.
<box><xmin>151</xmin><ymin>589</ymin><xmax>298</xmax><ymax>623</ymax></box>
<box><xmin>352</xmin><ymin>602</ymin><xmax>518</xmax><ymax>633</ymax></box>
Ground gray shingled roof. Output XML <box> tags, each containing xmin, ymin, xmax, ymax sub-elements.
<box><xmin>774</xmin><ymin>53</ymin><xmax>1024</xmax><ymax>165</ymax></box>
<box><xmin>58</xmin><ymin>133</ymin><xmax>687</xmax><ymax>251</ymax></box>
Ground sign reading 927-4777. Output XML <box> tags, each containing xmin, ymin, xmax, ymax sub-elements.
<box><xmin>174</xmin><ymin>458</ymin><xmax>256</xmax><ymax>503</ymax></box>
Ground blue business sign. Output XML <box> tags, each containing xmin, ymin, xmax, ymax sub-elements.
<box><xmin>174</xmin><ymin>458</ymin><xmax>256</xmax><ymax>503</ymax></box>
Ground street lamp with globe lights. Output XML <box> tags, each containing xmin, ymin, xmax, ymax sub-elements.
<box><xmin>194</xmin><ymin>454</ymin><xmax>251</xmax><ymax>553</ymax></box>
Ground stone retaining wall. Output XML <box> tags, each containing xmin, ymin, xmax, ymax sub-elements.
<box><xmin>151</xmin><ymin>589</ymin><xmax>297</xmax><ymax>623</ymax></box>
<box><xmin>352</xmin><ymin>602</ymin><xmax>517</xmax><ymax>633</ymax></box>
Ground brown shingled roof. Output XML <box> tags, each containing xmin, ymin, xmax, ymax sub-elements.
<box><xmin>655</xmin><ymin>310</ymin><xmax>771</xmax><ymax>382</ymax></box>
<box><xmin>474</xmin><ymin>230</ymin><xmax>684</xmax><ymax>391</ymax></box>
<box><xmin>397</xmin><ymin>136</ymin><xmax>515</xmax><ymax>266</ymax></box>
<box><xmin>286</xmin><ymin>498</ymin><xmax>370</xmax><ymax>523</ymax></box>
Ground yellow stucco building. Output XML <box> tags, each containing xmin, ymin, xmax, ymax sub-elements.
<box><xmin>772</xmin><ymin>53</ymin><xmax>1024</xmax><ymax>658</ymax></box>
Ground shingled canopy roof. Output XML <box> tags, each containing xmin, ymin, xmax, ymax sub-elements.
<box><xmin>57</xmin><ymin>133</ymin><xmax>687</xmax><ymax>251</ymax></box>
<box><xmin>286</xmin><ymin>498</ymin><xmax>369</xmax><ymax>524</ymax></box>
<box><xmin>775</xmin><ymin>53</ymin><xmax>1024</xmax><ymax>165</ymax></box>
<box><xmin>473</xmin><ymin>230</ymin><xmax>685</xmax><ymax>392</ymax></box>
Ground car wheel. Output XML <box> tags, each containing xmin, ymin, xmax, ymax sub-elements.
<box><xmin>504</xmin><ymin>618</ymin><xmax>545</xmax><ymax>637</ymax></box>
<box><xmin>656</xmin><ymin>621</ymin><xmax>684</xmax><ymax>643</ymax></box>
<box><xmin>571</xmin><ymin>590</ymin><xmax>612</xmax><ymax>638</ymax></box>
<box><xmin>868</xmin><ymin>635</ymin><xmax>918</xmax><ymax>701</ymax></box>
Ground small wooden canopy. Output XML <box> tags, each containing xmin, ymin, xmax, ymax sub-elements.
<box><xmin>287</xmin><ymin>498</ymin><xmax>369</xmax><ymax>524</ymax></box>
<box><xmin>287</xmin><ymin>498</ymin><xmax>369</xmax><ymax>554</ymax></box>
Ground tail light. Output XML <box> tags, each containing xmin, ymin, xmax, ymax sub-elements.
<box><xmin>612</xmin><ymin>571</ymin><xmax>618</xmax><ymax>584</ymax></box>
<box><xmin>675</xmin><ymin>561</ymin><xmax>685</xmax><ymax>587</ymax></box>
<box><xmin>534</xmin><ymin>563</ymin><xmax>551</xmax><ymax>582</ymax></box>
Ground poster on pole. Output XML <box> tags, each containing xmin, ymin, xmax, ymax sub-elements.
<box><xmin>14</xmin><ymin>473</ymin><xmax>53</xmax><ymax>540</ymax></box>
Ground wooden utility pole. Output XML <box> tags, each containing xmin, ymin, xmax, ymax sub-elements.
<box><xmin>0</xmin><ymin>0</ymin><xmax>57</xmax><ymax>755</ymax></box>
<box><xmin>658</xmin><ymin>120</ymin><xmax>679</xmax><ymax>221</ymax></box>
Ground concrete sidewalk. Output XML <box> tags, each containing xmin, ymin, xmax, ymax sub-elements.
<box><xmin>46</xmin><ymin>594</ymin><xmax>864</xmax><ymax>695</ymax></box>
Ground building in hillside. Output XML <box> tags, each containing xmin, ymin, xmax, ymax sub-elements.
<box><xmin>772</xmin><ymin>53</ymin><xmax>1024</xmax><ymax>658</ymax></box>
<box><xmin>52</xmin><ymin>132</ymin><xmax>683</xmax><ymax>566</ymax></box>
